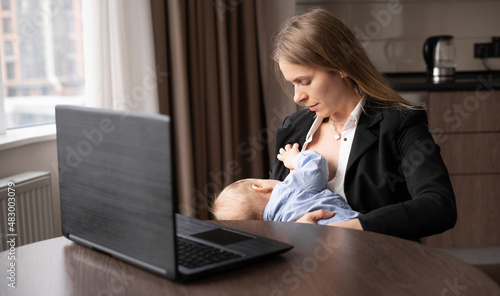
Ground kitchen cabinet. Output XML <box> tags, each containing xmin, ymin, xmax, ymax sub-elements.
<box><xmin>421</xmin><ymin>91</ymin><xmax>500</xmax><ymax>247</ymax></box>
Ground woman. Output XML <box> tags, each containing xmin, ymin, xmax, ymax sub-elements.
<box><xmin>270</xmin><ymin>8</ymin><xmax>456</xmax><ymax>241</ymax></box>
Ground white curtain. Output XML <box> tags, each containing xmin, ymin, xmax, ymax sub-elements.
<box><xmin>82</xmin><ymin>0</ymin><xmax>159</xmax><ymax>113</ymax></box>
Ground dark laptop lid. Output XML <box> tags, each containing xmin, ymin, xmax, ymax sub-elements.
<box><xmin>56</xmin><ymin>105</ymin><xmax>177</xmax><ymax>278</ymax></box>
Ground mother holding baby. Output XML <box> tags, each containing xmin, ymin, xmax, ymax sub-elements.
<box><xmin>269</xmin><ymin>8</ymin><xmax>456</xmax><ymax>241</ymax></box>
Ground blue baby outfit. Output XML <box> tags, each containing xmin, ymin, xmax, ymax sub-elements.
<box><xmin>263</xmin><ymin>150</ymin><xmax>360</xmax><ymax>225</ymax></box>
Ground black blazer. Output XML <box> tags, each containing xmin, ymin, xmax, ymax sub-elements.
<box><xmin>270</xmin><ymin>101</ymin><xmax>457</xmax><ymax>240</ymax></box>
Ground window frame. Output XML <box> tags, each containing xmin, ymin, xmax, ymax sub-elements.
<box><xmin>0</xmin><ymin>0</ymin><xmax>85</xmax><ymax>135</ymax></box>
<box><xmin>0</xmin><ymin>0</ymin><xmax>85</xmax><ymax>140</ymax></box>
<box><xmin>0</xmin><ymin>56</ymin><xmax>6</xmax><ymax>135</ymax></box>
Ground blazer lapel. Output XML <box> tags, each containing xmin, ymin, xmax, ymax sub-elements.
<box><xmin>276</xmin><ymin>110</ymin><xmax>316</xmax><ymax>150</ymax></box>
<box><xmin>346</xmin><ymin>109</ymin><xmax>383</xmax><ymax>172</ymax></box>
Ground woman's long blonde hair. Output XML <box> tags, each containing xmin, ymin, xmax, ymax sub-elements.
<box><xmin>273</xmin><ymin>8</ymin><xmax>413</xmax><ymax>108</ymax></box>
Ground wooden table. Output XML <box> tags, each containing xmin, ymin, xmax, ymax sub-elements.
<box><xmin>1</xmin><ymin>220</ymin><xmax>499</xmax><ymax>296</ymax></box>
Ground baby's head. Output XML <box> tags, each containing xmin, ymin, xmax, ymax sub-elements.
<box><xmin>212</xmin><ymin>178</ymin><xmax>279</xmax><ymax>220</ymax></box>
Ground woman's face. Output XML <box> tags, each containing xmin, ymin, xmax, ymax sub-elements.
<box><xmin>278</xmin><ymin>60</ymin><xmax>356</xmax><ymax>119</ymax></box>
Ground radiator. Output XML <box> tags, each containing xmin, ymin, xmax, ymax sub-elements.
<box><xmin>0</xmin><ymin>172</ymin><xmax>55</xmax><ymax>251</ymax></box>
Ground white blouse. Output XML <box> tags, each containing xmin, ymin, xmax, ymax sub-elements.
<box><xmin>302</xmin><ymin>99</ymin><xmax>365</xmax><ymax>201</ymax></box>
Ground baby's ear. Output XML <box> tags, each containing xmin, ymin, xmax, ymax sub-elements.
<box><xmin>251</xmin><ymin>184</ymin><xmax>273</xmax><ymax>193</ymax></box>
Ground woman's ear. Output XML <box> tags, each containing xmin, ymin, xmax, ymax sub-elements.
<box><xmin>251</xmin><ymin>184</ymin><xmax>273</xmax><ymax>193</ymax></box>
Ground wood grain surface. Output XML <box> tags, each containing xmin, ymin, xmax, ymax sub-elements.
<box><xmin>425</xmin><ymin>90</ymin><xmax>500</xmax><ymax>247</ymax></box>
<box><xmin>1</xmin><ymin>220</ymin><xmax>499</xmax><ymax>296</ymax></box>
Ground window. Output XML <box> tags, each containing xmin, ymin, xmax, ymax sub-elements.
<box><xmin>7</xmin><ymin>88</ymin><xmax>15</xmax><ymax>97</ymax></box>
<box><xmin>1</xmin><ymin>0</ymin><xmax>10</xmax><ymax>11</ymax></box>
<box><xmin>2</xmin><ymin>18</ymin><xmax>12</xmax><ymax>33</ymax></box>
<box><xmin>5</xmin><ymin>62</ymin><xmax>15</xmax><ymax>79</ymax></box>
<box><xmin>4</xmin><ymin>41</ymin><xmax>13</xmax><ymax>56</ymax></box>
<box><xmin>1</xmin><ymin>0</ymin><xmax>84</xmax><ymax>130</ymax></box>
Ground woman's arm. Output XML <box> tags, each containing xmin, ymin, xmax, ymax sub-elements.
<box><xmin>355</xmin><ymin>108</ymin><xmax>457</xmax><ymax>239</ymax></box>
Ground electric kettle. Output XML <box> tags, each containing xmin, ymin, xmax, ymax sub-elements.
<box><xmin>423</xmin><ymin>35</ymin><xmax>456</xmax><ymax>82</ymax></box>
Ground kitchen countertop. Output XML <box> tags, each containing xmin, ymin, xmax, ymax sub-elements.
<box><xmin>384</xmin><ymin>71</ymin><xmax>500</xmax><ymax>92</ymax></box>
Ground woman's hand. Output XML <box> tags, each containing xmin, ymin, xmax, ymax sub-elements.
<box><xmin>330</xmin><ymin>218</ymin><xmax>363</xmax><ymax>230</ymax></box>
<box><xmin>296</xmin><ymin>210</ymin><xmax>364</xmax><ymax>231</ymax></box>
<box><xmin>296</xmin><ymin>210</ymin><xmax>335</xmax><ymax>224</ymax></box>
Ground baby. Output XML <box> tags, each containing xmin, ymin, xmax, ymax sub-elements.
<box><xmin>212</xmin><ymin>143</ymin><xmax>360</xmax><ymax>225</ymax></box>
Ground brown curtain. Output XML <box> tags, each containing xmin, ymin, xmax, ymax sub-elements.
<box><xmin>150</xmin><ymin>0</ymin><xmax>269</xmax><ymax>219</ymax></box>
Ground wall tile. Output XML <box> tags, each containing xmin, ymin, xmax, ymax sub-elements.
<box><xmin>296</xmin><ymin>0</ymin><xmax>442</xmax><ymax>3</ymax></box>
<box><xmin>351</xmin><ymin>2</ymin><xmax>443</xmax><ymax>40</ymax></box>
<box><xmin>296</xmin><ymin>0</ymin><xmax>500</xmax><ymax>72</ymax></box>
<box><xmin>365</xmin><ymin>39</ymin><xmax>426</xmax><ymax>72</ymax></box>
<box><xmin>457</xmin><ymin>38</ymin><xmax>500</xmax><ymax>71</ymax></box>
<box><xmin>442</xmin><ymin>2</ymin><xmax>500</xmax><ymax>38</ymax></box>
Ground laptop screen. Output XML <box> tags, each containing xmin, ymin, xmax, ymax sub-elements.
<box><xmin>56</xmin><ymin>106</ymin><xmax>178</xmax><ymax>277</ymax></box>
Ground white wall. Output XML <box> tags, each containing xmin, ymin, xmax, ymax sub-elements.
<box><xmin>0</xmin><ymin>140</ymin><xmax>61</xmax><ymax>237</ymax></box>
<box><xmin>296</xmin><ymin>0</ymin><xmax>500</xmax><ymax>73</ymax></box>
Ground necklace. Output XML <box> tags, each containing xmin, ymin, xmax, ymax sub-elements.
<box><xmin>330</xmin><ymin>119</ymin><xmax>346</xmax><ymax>140</ymax></box>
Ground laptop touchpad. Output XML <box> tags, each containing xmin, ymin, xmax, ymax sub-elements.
<box><xmin>191</xmin><ymin>228</ymin><xmax>254</xmax><ymax>246</ymax></box>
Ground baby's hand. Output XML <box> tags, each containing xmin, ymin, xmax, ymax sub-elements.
<box><xmin>277</xmin><ymin>143</ymin><xmax>300</xmax><ymax>170</ymax></box>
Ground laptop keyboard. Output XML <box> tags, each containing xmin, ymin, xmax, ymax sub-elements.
<box><xmin>177</xmin><ymin>237</ymin><xmax>242</xmax><ymax>269</ymax></box>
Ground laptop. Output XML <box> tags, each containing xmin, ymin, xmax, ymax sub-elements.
<box><xmin>55</xmin><ymin>105</ymin><xmax>292</xmax><ymax>281</ymax></box>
